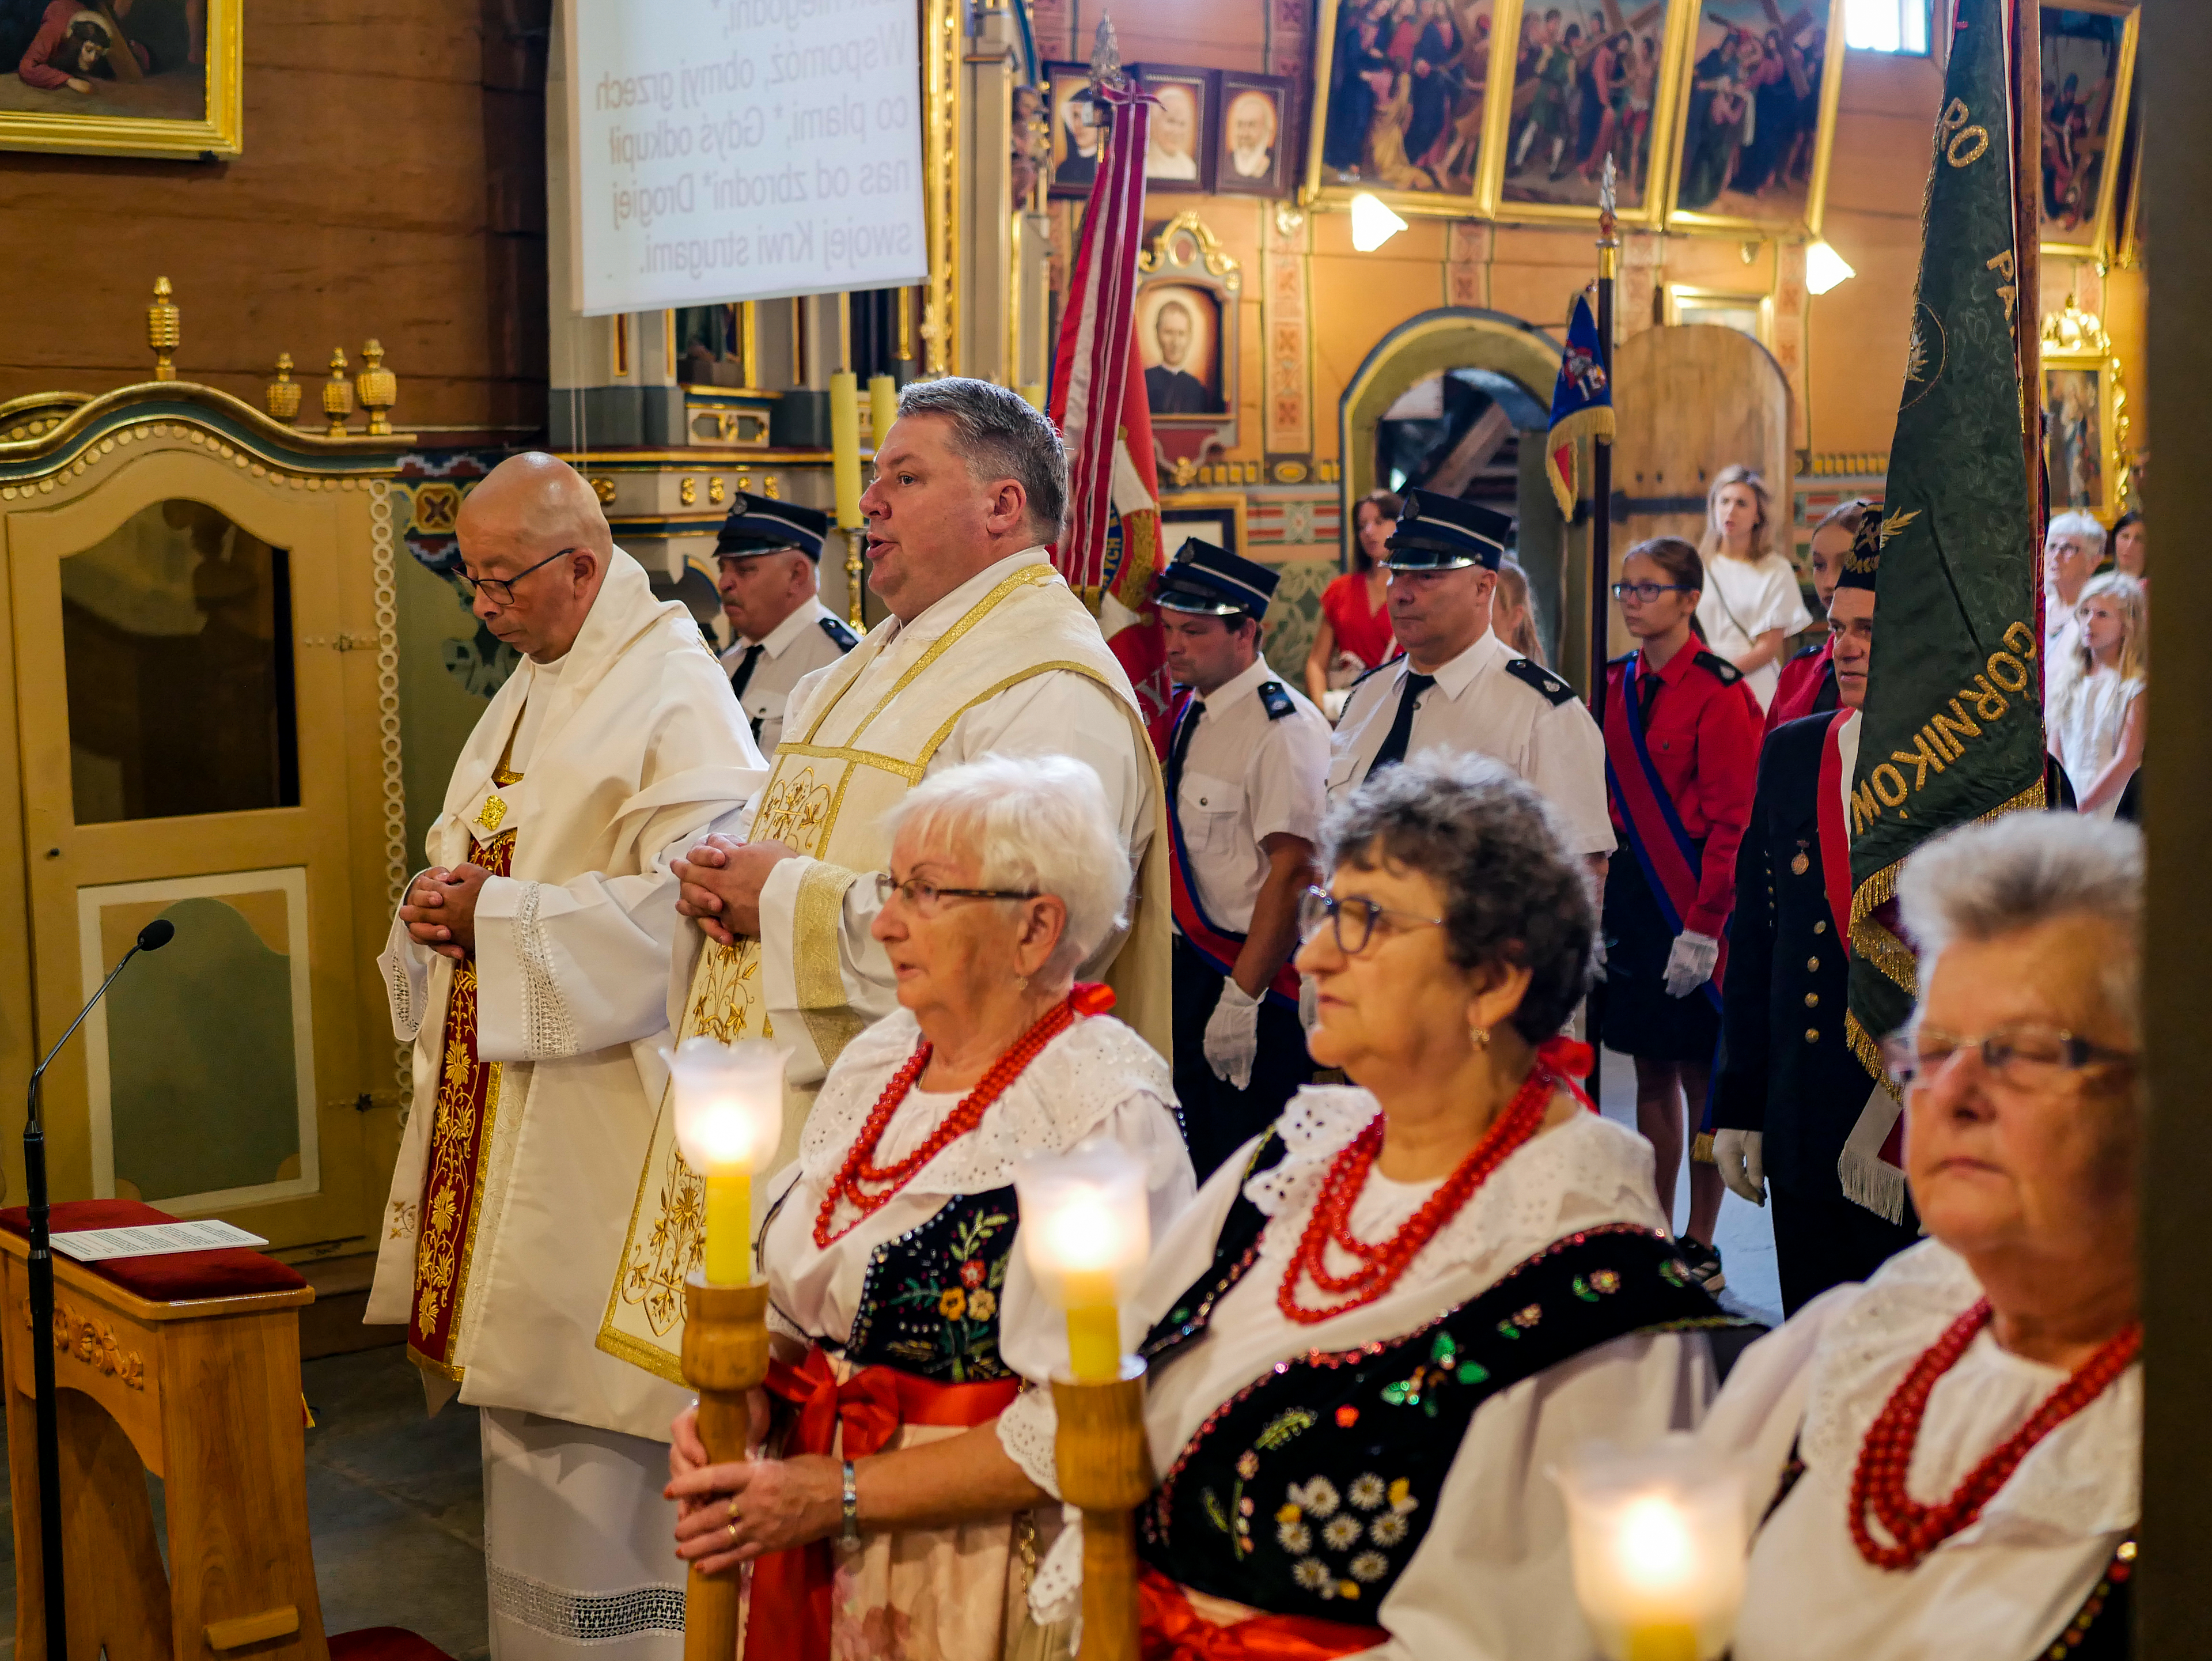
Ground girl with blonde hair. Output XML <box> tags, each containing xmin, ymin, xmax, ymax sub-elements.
<box><xmin>2052</xmin><ymin>571</ymin><xmax>2146</xmax><ymax>819</ymax></box>
<box><xmin>1493</xmin><ymin>557</ymin><xmax>1546</xmax><ymax>665</ymax></box>
<box><xmin>1695</xmin><ymin>464</ymin><xmax>1812</xmax><ymax>713</ymax></box>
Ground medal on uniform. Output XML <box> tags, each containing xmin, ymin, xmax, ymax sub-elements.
<box><xmin>1790</xmin><ymin>850</ymin><xmax>1810</xmax><ymax>875</ymax></box>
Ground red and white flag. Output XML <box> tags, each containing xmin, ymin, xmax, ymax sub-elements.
<box><xmin>1047</xmin><ymin>79</ymin><xmax>1172</xmax><ymax>749</ymax></box>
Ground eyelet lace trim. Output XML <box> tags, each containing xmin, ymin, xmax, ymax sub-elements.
<box><xmin>997</xmin><ymin>1384</ymin><xmax>1063</xmax><ymax>1496</ymax></box>
<box><xmin>387</xmin><ymin>945</ymin><xmax>419</xmax><ymax>1039</ymax></box>
<box><xmin>514</xmin><ymin>881</ymin><xmax>575</xmax><ymax>1061</ymax></box>
<box><xmin>487</xmin><ymin>1560</ymin><xmax>686</xmax><ymax>1641</ymax></box>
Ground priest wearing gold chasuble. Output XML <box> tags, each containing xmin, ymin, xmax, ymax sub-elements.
<box><xmin>600</xmin><ymin>377</ymin><xmax>1172</xmax><ymax>1385</ymax></box>
<box><xmin>364</xmin><ymin>454</ymin><xmax>766</xmax><ymax>1661</ymax></box>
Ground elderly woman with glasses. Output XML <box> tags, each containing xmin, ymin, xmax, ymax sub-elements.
<box><xmin>1009</xmin><ymin>751</ymin><xmax>1726</xmax><ymax>1658</ymax></box>
<box><xmin>1706</xmin><ymin>812</ymin><xmax>2143</xmax><ymax>1661</ymax></box>
<box><xmin>663</xmin><ymin>754</ymin><xmax>1194</xmax><ymax>1661</ymax></box>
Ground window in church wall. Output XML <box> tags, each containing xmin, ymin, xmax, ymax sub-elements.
<box><xmin>1846</xmin><ymin>0</ymin><xmax>1931</xmax><ymax>53</ymax></box>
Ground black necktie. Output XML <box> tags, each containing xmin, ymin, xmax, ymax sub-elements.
<box><xmin>1638</xmin><ymin>669</ymin><xmax>1661</xmax><ymax>720</ymax></box>
<box><xmin>1368</xmin><ymin>673</ymin><xmax>1435</xmax><ymax>775</ymax></box>
<box><xmin>729</xmin><ymin>644</ymin><xmax>766</xmax><ymax>741</ymax></box>
<box><xmin>1166</xmin><ymin>698</ymin><xmax>1205</xmax><ymax>806</ymax></box>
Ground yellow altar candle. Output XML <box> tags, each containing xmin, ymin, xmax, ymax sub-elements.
<box><xmin>1013</xmin><ymin>1143</ymin><xmax>1151</xmax><ymax>1384</ymax></box>
<box><xmin>704</xmin><ymin>1166</ymin><xmax>752</xmax><ymax>1286</ymax></box>
<box><xmin>664</xmin><ymin>1036</ymin><xmax>788</xmax><ymax>1288</ymax></box>
<box><xmin>868</xmin><ymin>373</ymin><xmax>898</xmax><ymax>452</ymax></box>
<box><xmin>831</xmin><ymin>370</ymin><xmax>862</xmax><ymax>529</ymax></box>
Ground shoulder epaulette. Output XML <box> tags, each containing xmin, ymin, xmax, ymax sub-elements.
<box><xmin>819</xmin><ymin>615</ymin><xmax>859</xmax><ymax>650</ymax></box>
<box><xmin>1788</xmin><ymin>640</ymin><xmax>1825</xmax><ymax>662</ymax></box>
<box><xmin>1504</xmin><ymin>656</ymin><xmax>1577</xmax><ymax>707</ymax></box>
<box><xmin>1346</xmin><ymin>655</ymin><xmax>1401</xmax><ymax>694</ymax></box>
<box><xmin>1692</xmin><ymin>649</ymin><xmax>1743</xmax><ymax>686</ymax></box>
<box><xmin>1257</xmin><ymin>679</ymin><xmax>1295</xmax><ymax>721</ymax></box>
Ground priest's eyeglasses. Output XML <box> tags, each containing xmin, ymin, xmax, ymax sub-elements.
<box><xmin>1297</xmin><ymin>886</ymin><xmax>1446</xmax><ymax>956</ymax></box>
<box><xmin>1610</xmin><ymin>580</ymin><xmax>1694</xmax><ymax>603</ymax></box>
<box><xmin>459</xmin><ymin>546</ymin><xmax>584</xmax><ymax>607</ymax></box>
<box><xmin>874</xmin><ymin>872</ymin><xmax>1040</xmax><ymax>915</ymax></box>
<box><xmin>1878</xmin><ymin>1023</ymin><xmax>2139</xmax><ymax>1093</ymax></box>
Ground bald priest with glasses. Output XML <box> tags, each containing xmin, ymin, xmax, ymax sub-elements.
<box><xmin>365</xmin><ymin>453</ymin><xmax>766</xmax><ymax>1661</ymax></box>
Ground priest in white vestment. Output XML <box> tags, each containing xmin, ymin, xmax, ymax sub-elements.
<box><xmin>599</xmin><ymin>377</ymin><xmax>1173</xmax><ymax>1384</ymax></box>
<box><xmin>363</xmin><ymin>455</ymin><xmax>765</xmax><ymax>1660</ymax></box>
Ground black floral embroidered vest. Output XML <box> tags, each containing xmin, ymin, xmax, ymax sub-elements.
<box><xmin>1134</xmin><ymin>1132</ymin><xmax>1732</xmax><ymax>1620</ymax></box>
<box><xmin>841</xmin><ymin>1187</ymin><xmax>1020</xmax><ymax>1383</ymax></box>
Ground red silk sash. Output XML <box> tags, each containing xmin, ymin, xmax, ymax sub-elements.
<box><xmin>744</xmin><ymin>1346</ymin><xmax>1022</xmax><ymax>1661</ymax></box>
<box><xmin>1816</xmin><ymin>709</ymin><xmax>1855</xmax><ymax>963</ymax></box>
<box><xmin>1162</xmin><ymin>690</ymin><xmax>1300</xmax><ymax>1008</ymax></box>
<box><xmin>407</xmin><ymin>829</ymin><xmax>517</xmax><ymax>1378</ymax></box>
<box><xmin>1602</xmin><ymin>658</ymin><xmax>1726</xmax><ymax>1004</ymax></box>
<box><xmin>1138</xmin><ymin>1569</ymin><xmax>1388</xmax><ymax>1660</ymax></box>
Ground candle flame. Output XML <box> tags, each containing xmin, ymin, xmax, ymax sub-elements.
<box><xmin>1615</xmin><ymin>1496</ymin><xmax>1696</xmax><ymax>1593</ymax></box>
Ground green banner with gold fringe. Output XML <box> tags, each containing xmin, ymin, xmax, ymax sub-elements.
<box><xmin>1846</xmin><ymin>0</ymin><xmax>2046</xmax><ymax>1073</ymax></box>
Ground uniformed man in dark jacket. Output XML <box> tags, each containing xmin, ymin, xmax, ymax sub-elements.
<box><xmin>1712</xmin><ymin>533</ymin><xmax>1919</xmax><ymax>1314</ymax></box>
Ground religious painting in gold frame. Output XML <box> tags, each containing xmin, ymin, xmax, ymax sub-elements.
<box><xmin>0</xmin><ymin>0</ymin><xmax>241</xmax><ymax>159</ymax></box>
<box><xmin>2036</xmin><ymin>0</ymin><xmax>2139</xmax><ymax>262</ymax></box>
<box><xmin>1665</xmin><ymin>284</ymin><xmax>1774</xmax><ymax>348</ymax></box>
<box><xmin>1484</xmin><ymin>0</ymin><xmax>1695</xmax><ymax>227</ymax></box>
<box><xmin>1661</xmin><ymin>0</ymin><xmax>1847</xmax><ymax>237</ymax></box>
<box><xmin>1302</xmin><ymin>0</ymin><xmax>1514</xmax><ymax>218</ymax></box>
<box><xmin>2040</xmin><ymin>303</ymin><xmax>2130</xmax><ymax>523</ymax></box>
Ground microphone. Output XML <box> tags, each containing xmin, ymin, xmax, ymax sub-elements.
<box><xmin>22</xmin><ymin>913</ymin><xmax>177</xmax><ymax>1659</ymax></box>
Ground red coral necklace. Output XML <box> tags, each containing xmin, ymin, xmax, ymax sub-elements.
<box><xmin>1278</xmin><ymin>1035</ymin><xmax>1590</xmax><ymax>1325</ymax></box>
<box><xmin>813</xmin><ymin>982</ymin><xmax>1115</xmax><ymax>1247</ymax></box>
<box><xmin>1848</xmin><ymin>1299</ymin><xmax>2141</xmax><ymax>1571</ymax></box>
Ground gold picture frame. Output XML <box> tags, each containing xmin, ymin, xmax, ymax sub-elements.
<box><xmin>2037</xmin><ymin>0</ymin><xmax>2139</xmax><ymax>262</ymax></box>
<box><xmin>0</xmin><ymin>0</ymin><xmax>241</xmax><ymax>160</ymax></box>
<box><xmin>1665</xmin><ymin>283</ymin><xmax>1775</xmax><ymax>348</ymax></box>
<box><xmin>2040</xmin><ymin>302</ymin><xmax>2131</xmax><ymax>523</ymax></box>
<box><xmin>1662</xmin><ymin>0</ymin><xmax>1848</xmax><ymax>237</ymax></box>
<box><xmin>1302</xmin><ymin>0</ymin><xmax>1513</xmax><ymax>218</ymax></box>
<box><xmin>1484</xmin><ymin>0</ymin><xmax>1697</xmax><ymax>228</ymax></box>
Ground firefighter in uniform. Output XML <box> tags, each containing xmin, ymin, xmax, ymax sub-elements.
<box><xmin>1156</xmin><ymin>538</ymin><xmax>1332</xmax><ymax>1181</ymax></box>
<box><xmin>711</xmin><ymin>493</ymin><xmax>858</xmax><ymax>752</ymax></box>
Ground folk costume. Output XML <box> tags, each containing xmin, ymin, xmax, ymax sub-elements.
<box><xmin>1006</xmin><ymin>1050</ymin><xmax>1729</xmax><ymax>1659</ymax></box>
<box><xmin>713</xmin><ymin>494</ymin><xmax>858</xmax><ymax>754</ymax></box>
<box><xmin>603</xmin><ymin>546</ymin><xmax>1173</xmax><ymax>1384</ymax></box>
<box><xmin>1327</xmin><ymin>491</ymin><xmax>1613</xmax><ymax>859</ymax></box>
<box><xmin>365</xmin><ymin>548</ymin><xmax>766</xmax><ymax>1660</ymax></box>
<box><xmin>1766</xmin><ymin>635</ymin><xmax>1838</xmax><ymax>734</ymax></box>
<box><xmin>747</xmin><ymin>987</ymin><xmax>1195</xmax><ymax>1661</ymax></box>
<box><xmin>1716</xmin><ymin>543</ymin><xmax>1919</xmax><ymax>1313</ymax></box>
<box><xmin>1707</xmin><ymin>1243</ymin><xmax>2139</xmax><ymax>1661</ymax></box>
<box><xmin>1596</xmin><ymin>641</ymin><xmax>1762</xmax><ymax>1063</ymax></box>
<box><xmin>1157</xmin><ymin>540</ymin><xmax>1331</xmax><ymax>1182</ymax></box>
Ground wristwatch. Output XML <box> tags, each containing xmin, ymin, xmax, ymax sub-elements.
<box><xmin>841</xmin><ymin>1459</ymin><xmax>860</xmax><ymax>1548</ymax></box>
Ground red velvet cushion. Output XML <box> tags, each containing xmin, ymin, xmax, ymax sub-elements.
<box><xmin>329</xmin><ymin>1630</ymin><xmax>455</xmax><ymax>1661</ymax></box>
<box><xmin>0</xmin><ymin>1200</ymin><xmax>307</xmax><ymax>1302</ymax></box>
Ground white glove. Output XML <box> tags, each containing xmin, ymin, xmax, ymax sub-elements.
<box><xmin>1712</xmin><ymin>1129</ymin><xmax>1766</xmax><ymax>1206</ymax></box>
<box><xmin>1662</xmin><ymin>930</ymin><xmax>1720</xmax><ymax>998</ymax></box>
<box><xmin>1590</xmin><ymin>931</ymin><xmax>1609</xmax><ymax>979</ymax></box>
<box><xmin>1203</xmin><ymin>978</ymin><xmax>1260</xmax><ymax>1091</ymax></box>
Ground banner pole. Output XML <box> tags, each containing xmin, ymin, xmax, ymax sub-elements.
<box><xmin>1588</xmin><ymin>163</ymin><xmax>1620</xmax><ymax>1100</ymax></box>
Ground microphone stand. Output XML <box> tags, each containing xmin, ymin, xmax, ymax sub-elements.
<box><xmin>24</xmin><ymin>930</ymin><xmax>164</xmax><ymax>1657</ymax></box>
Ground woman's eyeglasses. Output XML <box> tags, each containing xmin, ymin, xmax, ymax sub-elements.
<box><xmin>873</xmin><ymin>872</ymin><xmax>1039</xmax><ymax>916</ymax></box>
<box><xmin>1878</xmin><ymin>1022</ymin><xmax>2138</xmax><ymax>1092</ymax></box>
<box><xmin>1296</xmin><ymin>886</ymin><xmax>1445</xmax><ymax>956</ymax></box>
<box><xmin>1610</xmin><ymin>581</ymin><xmax>1694</xmax><ymax>603</ymax></box>
<box><xmin>458</xmin><ymin>546</ymin><xmax>584</xmax><ymax>607</ymax></box>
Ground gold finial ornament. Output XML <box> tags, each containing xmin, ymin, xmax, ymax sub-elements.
<box><xmin>267</xmin><ymin>353</ymin><xmax>302</xmax><ymax>422</ymax></box>
<box><xmin>146</xmin><ymin>276</ymin><xmax>180</xmax><ymax>381</ymax></box>
<box><xmin>324</xmin><ymin>348</ymin><xmax>355</xmax><ymax>437</ymax></box>
<box><xmin>356</xmin><ymin>339</ymin><xmax>398</xmax><ymax>436</ymax></box>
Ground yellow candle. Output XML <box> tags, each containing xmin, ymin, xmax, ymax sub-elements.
<box><xmin>1018</xmin><ymin>383</ymin><xmax>1046</xmax><ymax>412</ymax></box>
<box><xmin>831</xmin><ymin>370</ymin><xmax>862</xmax><ymax>528</ymax></box>
<box><xmin>704</xmin><ymin>1164</ymin><xmax>752</xmax><ymax>1287</ymax></box>
<box><xmin>868</xmin><ymin>373</ymin><xmax>898</xmax><ymax>452</ymax></box>
<box><xmin>1063</xmin><ymin>1266</ymin><xmax>1120</xmax><ymax>1382</ymax></box>
<box><xmin>1626</xmin><ymin>1627</ymin><xmax>1698</xmax><ymax>1661</ymax></box>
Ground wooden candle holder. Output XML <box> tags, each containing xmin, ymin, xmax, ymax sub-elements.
<box><xmin>1051</xmin><ymin>1362</ymin><xmax>1153</xmax><ymax>1661</ymax></box>
<box><xmin>681</xmin><ymin>1274</ymin><xmax>771</xmax><ymax>1661</ymax></box>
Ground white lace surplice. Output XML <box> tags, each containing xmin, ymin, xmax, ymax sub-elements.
<box><xmin>1003</xmin><ymin>1087</ymin><xmax>1714</xmax><ymax>1659</ymax></box>
<box><xmin>1707</xmin><ymin>1240</ymin><xmax>2139</xmax><ymax>1661</ymax></box>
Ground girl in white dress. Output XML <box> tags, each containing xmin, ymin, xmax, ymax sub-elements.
<box><xmin>1695</xmin><ymin>464</ymin><xmax>1813</xmax><ymax>712</ymax></box>
<box><xmin>2050</xmin><ymin>572</ymin><xmax>2145</xmax><ymax>819</ymax></box>
<box><xmin>665</xmin><ymin>755</ymin><xmax>1194</xmax><ymax>1661</ymax></box>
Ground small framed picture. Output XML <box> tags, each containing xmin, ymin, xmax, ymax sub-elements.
<box><xmin>1158</xmin><ymin>494</ymin><xmax>1251</xmax><ymax>562</ymax></box>
<box><xmin>1131</xmin><ymin>64</ymin><xmax>1218</xmax><ymax>192</ymax></box>
<box><xmin>2036</xmin><ymin>1</ymin><xmax>2140</xmax><ymax>261</ymax></box>
<box><xmin>1044</xmin><ymin>61</ymin><xmax>1105</xmax><ymax>198</ymax></box>
<box><xmin>1215</xmin><ymin>71</ymin><xmax>1294</xmax><ymax>197</ymax></box>
<box><xmin>2041</xmin><ymin>311</ymin><xmax>2131</xmax><ymax>521</ymax></box>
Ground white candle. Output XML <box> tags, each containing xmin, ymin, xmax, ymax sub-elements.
<box><xmin>1012</xmin><ymin>1141</ymin><xmax>1150</xmax><ymax>1382</ymax></box>
<box><xmin>1558</xmin><ymin>1436</ymin><xmax>1748</xmax><ymax>1661</ymax></box>
<box><xmin>663</xmin><ymin>1037</ymin><xmax>787</xmax><ymax>1285</ymax></box>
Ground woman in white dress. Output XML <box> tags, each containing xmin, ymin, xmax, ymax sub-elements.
<box><xmin>1695</xmin><ymin>464</ymin><xmax>1813</xmax><ymax>712</ymax></box>
<box><xmin>1007</xmin><ymin>751</ymin><xmax>1727</xmax><ymax>1658</ymax></box>
<box><xmin>2050</xmin><ymin>572</ymin><xmax>2146</xmax><ymax>819</ymax></box>
<box><xmin>1706</xmin><ymin>812</ymin><xmax>2143</xmax><ymax>1661</ymax></box>
<box><xmin>665</xmin><ymin>755</ymin><xmax>1195</xmax><ymax>1661</ymax></box>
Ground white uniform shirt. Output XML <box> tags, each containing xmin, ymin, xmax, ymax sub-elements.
<box><xmin>1326</xmin><ymin>627</ymin><xmax>1615</xmax><ymax>856</ymax></box>
<box><xmin>718</xmin><ymin>593</ymin><xmax>856</xmax><ymax>755</ymax></box>
<box><xmin>1172</xmin><ymin>655</ymin><xmax>1331</xmax><ymax>934</ymax></box>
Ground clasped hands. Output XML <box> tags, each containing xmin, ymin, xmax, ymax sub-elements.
<box><xmin>673</xmin><ymin>835</ymin><xmax>800</xmax><ymax>944</ymax></box>
<box><xmin>665</xmin><ymin>1397</ymin><xmax>839</xmax><ymax>1577</ymax></box>
<box><xmin>400</xmin><ymin>864</ymin><xmax>496</xmax><ymax>959</ymax></box>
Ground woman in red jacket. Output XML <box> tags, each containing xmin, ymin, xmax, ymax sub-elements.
<box><xmin>1599</xmin><ymin>536</ymin><xmax>1763</xmax><ymax>1291</ymax></box>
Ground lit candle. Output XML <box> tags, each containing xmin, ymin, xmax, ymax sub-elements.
<box><xmin>1012</xmin><ymin>1142</ymin><xmax>1150</xmax><ymax>1383</ymax></box>
<box><xmin>1558</xmin><ymin>1436</ymin><xmax>1748</xmax><ymax>1661</ymax></box>
<box><xmin>664</xmin><ymin>1036</ymin><xmax>788</xmax><ymax>1286</ymax></box>
<box><xmin>830</xmin><ymin>370</ymin><xmax>863</xmax><ymax>531</ymax></box>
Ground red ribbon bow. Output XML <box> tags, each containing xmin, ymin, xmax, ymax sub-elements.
<box><xmin>1137</xmin><ymin>1569</ymin><xmax>1389</xmax><ymax>1660</ymax></box>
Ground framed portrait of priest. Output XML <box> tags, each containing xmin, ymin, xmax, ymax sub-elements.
<box><xmin>1130</xmin><ymin>64</ymin><xmax>1218</xmax><ymax>192</ymax></box>
<box><xmin>1135</xmin><ymin>211</ymin><xmax>1243</xmax><ymax>442</ymax></box>
<box><xmin>2036</xmin><ymin>1</ymin><xmax>2139</xmax><ymax>261</ymax></box>
<box><xmin>1488</xmin><ymin>0</ymin><xmax>1694</xmax><ymax>225</ymax></box>
<box><xmin>0</xmin><ymin>0</ymin><xmax>241</xmax><ymax>158</ymax></box>
<box><xmin>1661</xmin><ymin>0</ymin><xmax>1848</xmax><ymax>236</ymax></box>
<box><xmin>1044</xmin><ymin>61</ymin><xmax>1106</xmax><ymax>198</ymax></box>
<box><xmin>1303</xmin><ymin>0</ymin><xmax>1509</xmax><ymax>216</ymax></box>
<box><xmin>1215</xmin><ymin>71</ymin><xmax>1295</xmax><ymax>197</ymax></box>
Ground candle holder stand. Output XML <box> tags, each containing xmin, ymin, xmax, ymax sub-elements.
<box><xmin>1052</xmin><ymin>1362</ymin><xmax>1152</xmax><ymax>1661</ymax></box>
<box><xmin>681</xmin><ymin>1274</ymin><xmax>771</xmax><ymax>1661</ymax></box>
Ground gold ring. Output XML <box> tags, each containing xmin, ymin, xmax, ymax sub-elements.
<box><xmin>726</xmin><ymin>1520</ymin><xmax>739</xmax><ymax>1542</ymax></box>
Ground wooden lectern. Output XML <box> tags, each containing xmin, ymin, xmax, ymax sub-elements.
<box><xmin>0</xmin><ymin>1200</ymin><xmax>328</xmax><ymax>1661</ymax></box>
